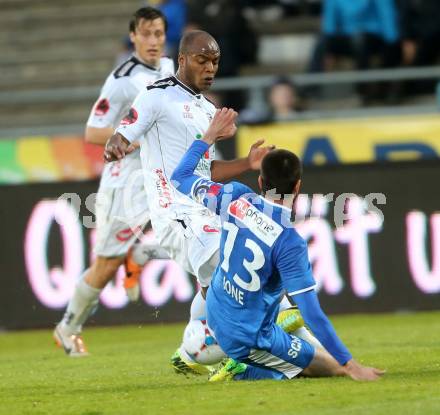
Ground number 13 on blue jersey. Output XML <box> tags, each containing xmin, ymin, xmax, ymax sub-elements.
<box><xmin>220</xmin><ymin>222</ymin><xmax>265</xmax><ymax>305</ymax></box>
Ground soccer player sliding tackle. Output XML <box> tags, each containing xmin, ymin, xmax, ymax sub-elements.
<box><xmin>171</xmin><ymin>107</ymin><xmax>386</xmax><ymax>381</ymax></box>
<box><xmin>54</xmin><ymin>7</ymin><xmax>174</xmax><ymax>356</ymax></box>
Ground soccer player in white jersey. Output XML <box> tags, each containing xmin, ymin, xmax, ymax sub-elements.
<box><xmin>103</xmin><ymin>31</ymin><xmax>273</xmax><ymax>373</ymax></box>
<box><xmin>54</xmin><ymin>7</ymin><xmax>174</xmax><ymax>357</ymax></box>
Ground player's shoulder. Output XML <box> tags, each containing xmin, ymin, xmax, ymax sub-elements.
<box><xmin>228</xmin><ymin>181</ymin><xmax>254</xmax><ymax>196</ymax></box>
<box><xmin>112</xmin><ymin>56</ymin><xmax>140</xmax><ymax>80</ymax></box>
<box><xmin>146</xmin><ymin>76</ymin><xmax>178</xmax><ymax>91</ymax></box>
<box><xmin>279</xmin><ymin>223</ymin><xmax>306</xmax><ymax>251</ymax></box>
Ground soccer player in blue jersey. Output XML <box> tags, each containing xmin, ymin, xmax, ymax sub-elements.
<box><xmin>171</xmin><ymin>108</ymin><xmax>385</xmax><ymax>381</ymax></box>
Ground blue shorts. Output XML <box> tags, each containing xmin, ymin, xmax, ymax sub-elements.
<box><xmin>223</xmin><ymin>324</ymin><xmax>315</xmax><ymax>380</ymax></box>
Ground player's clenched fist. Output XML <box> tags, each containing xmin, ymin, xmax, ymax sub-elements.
<box><xmin>203</xmin><ymin>107</ymin><xmax>238</xmax><ymax>145</ymax></box>
<box><xmin>103</xmin><ymin>133</ymin><xmax>132</xmax><ymax>162</ymax></box>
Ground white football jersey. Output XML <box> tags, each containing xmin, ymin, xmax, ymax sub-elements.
<box><xmin>87</xmin><ymin>55</ymin><xmax>175</xmax><ymax>188</ymax></box>
<box><xmin>115</xmin><ymin>75</ymin><xmax>217</xmax><ymax>218</ymax></box>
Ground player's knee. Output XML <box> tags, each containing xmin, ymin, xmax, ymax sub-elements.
<box><xmin>87</xmin><ymin>256</ymin><xmax>124</xmax><ymax>288</ymax></box>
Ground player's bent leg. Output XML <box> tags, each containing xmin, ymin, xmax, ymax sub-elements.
<box><xmin>170</xmin><ymin>249</ymin><xmax>218</xmax><ymax>375</ymax></box>
<box><xmin>276</xmin><ymin>308</ymin><xmax>304</xmax><ymax>333</ymax></box>
<box><xmin>293</xmin><ymin>326</ymin><xmax>324</xmax><ymax>349</ymax></box>
<box><xmin>170</xmin><ymin>235</ymin><xmax>219</xmax><ymax>375</ymax></box>
<box><xmin>276</xmin><ymin>307</ymin><xmax>324</xmax><ymax>349</ymax></box>
<box><xmin>210</xmin><ymin>325</ymin><xmax>315</xmax><ymax>381</ymax></box>
<box><xmin>170</xmin><ymin>290</ymin><xmax>212</xmax><ymax>375</ymax></box>
<box><xmin>95</xmin><ymin>185</ymin><xmax>149</xmax><ymax>301</ymax></box>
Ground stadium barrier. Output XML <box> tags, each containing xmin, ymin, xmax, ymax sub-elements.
<box><xmin>1</xmin><ymin>112</ymin><xmax>440</xmax><ymax>185</ymax></box>
<box><xmin>1</xmin><ymin>160</ymin><xmax>439</xmax><ymax>330</ymax></box>
<box><xmin>237</xmin><ymin>113</ymin><xmax>440</xmax><ymax>165</ymax></box>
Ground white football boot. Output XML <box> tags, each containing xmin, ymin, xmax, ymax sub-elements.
<box><xmin>53</xmin><ymin>323</ymin><xmax>89</xmax><ymax>357</ymax></box>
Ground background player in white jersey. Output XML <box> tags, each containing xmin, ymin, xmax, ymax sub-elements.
<box><xmin>54</xmin><ymin>7</ymin><xmax>174</xmax><ymax>357</ymax></box>
<box><xmin>172</xmin><ymin>108</ymin><xmax>385</xmax><ymax>382</ymax></box>
<box><xmin>104</xmin><ymin>31</ymin><xmax>273</xmax><ymax>372</ymax></box>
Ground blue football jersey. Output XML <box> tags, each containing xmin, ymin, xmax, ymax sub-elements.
<box><xmin>202</xmin><ymin>182</ymin><xmax>315</xmax><ymax>354</ymax></box>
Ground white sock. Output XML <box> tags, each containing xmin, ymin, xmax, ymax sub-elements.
<box><xmin>132</xmin><ymin>241</ymin><xmax>170</xmax><ymax>265</ymax></box>
<box><xmin>177</xmin><ymin>290</ymin><xmax>206</xmax><ymax>364</ymax></box>
<box><xmin>293</xmin><ymin>326</ymin><xmax>324</xmax><ymax>349</ymax></box>
<box><xmin>189</xmin><ymin>290</ymin><xmax>206</xmax><ymax>321</ymax></box>
<box><xmin>178</xmin><ymin>345</ymin><xmax>196</xmax><ymax>363</ymax></box>
<box><xmin>60</xmin><ymin>271</ymin><xmax>101</xmax><ymax>335</ymax></box>
<box><xmin>279</xmin><ymin>295</ymin><xmax>293</xmax><ymax>311</ymax></box>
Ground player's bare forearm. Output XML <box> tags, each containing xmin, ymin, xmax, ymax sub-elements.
<box><xmin>210</xmin><ymin>159</ymin><xmax>250</xmax><ymax>182</ymax></box>
<box><xmin>104</xmin><ymin>133</ymin><xmax>131</xmax><ymax>162</ymax></box>
<box><xmin>84</xmin><ymin>126</ymin><xmax>115</xmax><ymax>146</ymax></box>
<box><xmin>210</xmin><ymin>139</ymin><xmax>275</xmax><ymax>181</ymax></box>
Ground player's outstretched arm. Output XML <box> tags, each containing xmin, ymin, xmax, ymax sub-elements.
<box><xmin>293</xmin><ymin>290</ymin><xmax>385</xmax><ymax>381</ymax></box>
<box><xmin>277</xmin><ymin>237</ymin><xmax>384</xmax><ymax>381</ymax></box>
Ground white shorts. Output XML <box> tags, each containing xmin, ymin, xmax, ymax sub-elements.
<box><xmin>151</xmin><ymin>209</ymin><xmax>221</xmax><ymax>287</ymax></box>
<box><xmin>94</xmin><ymin>186</ymin><xmax>150</xmax><ymax>257</ymax></box>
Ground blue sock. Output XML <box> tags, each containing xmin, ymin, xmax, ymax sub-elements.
<box><xmin>234</xmin><ymin>364</ymin><xmax>285</xmax><ymax>381</ymax></box>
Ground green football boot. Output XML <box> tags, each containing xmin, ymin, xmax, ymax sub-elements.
<box><xmin>209</xmin><ymin>358</ymin><xmax>247</xmax><ymax>382</ymax></box>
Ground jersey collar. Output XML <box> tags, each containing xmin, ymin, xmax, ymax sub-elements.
<box><xmin>172</xmin><ymin>76</ymin><xmax>202</xmax><ymax>98</ymax></box>
<box><xmin>131</xmin><ymin>54</ymin><xmax>160</xmax><ymax>72</ymax></box>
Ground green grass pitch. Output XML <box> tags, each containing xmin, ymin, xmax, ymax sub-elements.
<box><xmin>1</xmin><ymin>311</ymin><xmax>439</xmax><ymax>415</ymax></box>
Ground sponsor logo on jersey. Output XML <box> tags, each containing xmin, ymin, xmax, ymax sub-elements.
<box><xmin>121</xmin><ymin>108</ymin><xmax>138</xmax><ymax>125</ymax></box>
<box><xmin>203</xmin><ymin>224</ymin><xmax>220</xmax><ymax>233</ymax></box>
<box><xmin>183</xmin><ymin>104</ymin><xmax>194</xmax><ymax>119</ymax></box>
<box><xmin>192</xmin><ymin>179</ymin><xmax>219</xmax><ymax>203</ymax></box>
<box><xmin>94</xmin><ymin>98</ymin><xmax>110</xmax><ymax>116</ymax></box>
<box><xmin>154</xmin><ymin>168</ymin><xmax>172</xmax><ymax>208</ymax></box>
<box><xmin>228</xmin><ymin>197</ymin><xmax>283</xmax><ymax>247</ymax></box>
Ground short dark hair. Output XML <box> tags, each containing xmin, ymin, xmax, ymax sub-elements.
<box><xmin>261</xmin><ymin>149</ymin><xmax>302</xmax><ymax>196</ymax></box>
<box><xmin>129</xmin><ymin>7</ymin><xmax>168</xmax><ymax>33</ymax></box>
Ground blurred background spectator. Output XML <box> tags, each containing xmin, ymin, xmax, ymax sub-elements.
<box><xmin>398</xmin><ymin>0</ymin><xmax>440</xmax><ymax>94</ymax></box>
<box><xmin>309</xmin><ymin>0</ymin><xmax>401</xmax><ymax>73</ymax></box>
<box><xmin>3</xmin><ymin>0</ymin><xmax>440</xmax><ymax>133</ymax></box>
<box><xmin>399</xmin><ymin>0</ymin><xmax>440</xmax><ymax>67</ymax></box>
<box><xmin>308</xmin><ymin>0</ymin><xmax>401</xmax><ymax>103</ymax></box>
<box><xmin>240</xmin><ymin>77</ymin><xmax>304</xmax><ymax>124</ymax></box>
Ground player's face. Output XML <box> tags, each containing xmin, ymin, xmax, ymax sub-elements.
<box><xmin>130</xmin><ymin>17</ymin><xmax>166</xmax><ymax>68</ymax></box>
<box><xmin>181</xmin><ymin>52</ymin><xmax>220</xmax><ymax>92</ymax></box>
